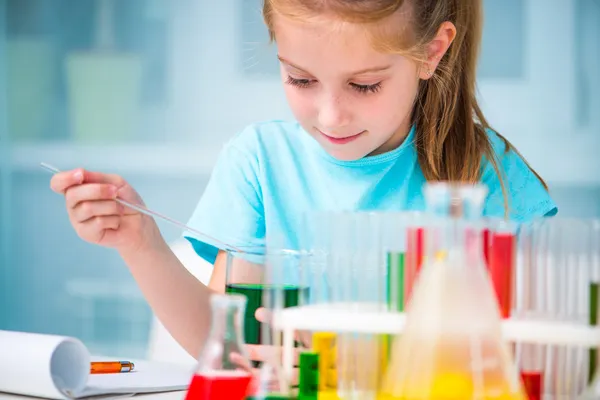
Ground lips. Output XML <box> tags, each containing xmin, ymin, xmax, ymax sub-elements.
<box><xmin>318</xmin><ymin>129</ymin><xmax>365</xmax><ymax>145</ymax></box>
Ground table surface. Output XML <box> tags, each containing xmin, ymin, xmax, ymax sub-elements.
<box><xmin>0</xmin><ymin>390</ymin><xmax>187</xmax><ymax>400</ymax></box>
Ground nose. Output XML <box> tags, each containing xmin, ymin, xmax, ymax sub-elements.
<box><xmin>317</xmin><ymin>92</ymin><xmax>352</xmax><ymax>132</ymax></box>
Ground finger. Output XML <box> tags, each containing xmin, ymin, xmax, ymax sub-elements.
<box><xmin>75</xmin><ymin>170</ymin><xmax>143</xmax><ymax>207</ymax></box>
<box><xmin>246</xmin><ymin>344</ymin><xmax>304</xmax><ymax>366</ymax></box>
<box><xmin>289</xmin><ymin>367</ymin><xmax>299</xmax><ymax>387</ymax></box>
<box><xmin>72</xmin><ymin>200</ymin><xmax>123</xmax><ymax>223</ymax></box>
<box><xmin>255</xmin><ymin>307</ymin><xmax>271</xmax><ymax>323</ymax></box>
<box><xmin>246</xmin><ymin>367</ymin><xmax>295</xmax><ymax>394</ymax></box>
<box><xmin>229</xmin><ymin>352</ymin><xmax>253</xmax><ymax>373</ymax></box>
<box><xmin>81</xmin><ymin>171</ymin><xmax>142</xmax><ymax>208</ymax></box>
<box><xmin>295</xmin><ymin>330</ymin><xmax>313</xmax><ymax>349</ymax></box>
<box><xmin>74</xmin><ymin>216</ymin><xmax>120</xmax><ymax>241</ymax></box>
<box><xmin>50</xmin><ymin>169</ymin><xmax>84</xmax><ymax>194</ymax></box>
<box><xmin>65</xmin><ymin>184</ymin><xmax>118</xmax><ymax>211</ymax></box>
<box><xmin>79</xmin><ymin>170</ymin><xmax>126</xmax><ymax>187</ymax></box>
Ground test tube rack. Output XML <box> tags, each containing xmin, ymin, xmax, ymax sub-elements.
<box><xmin>272</xmin><ymin>303</ymin><xmax>600</xmax><ymax>387</ymax></box>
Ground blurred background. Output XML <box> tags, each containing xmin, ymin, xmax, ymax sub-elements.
<box><xmin>0</xmin><ymin>0</ymin><xmax>598</xmax><ymax>358</ymax></box>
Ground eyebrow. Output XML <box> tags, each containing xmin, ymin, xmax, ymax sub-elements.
<box><xmin>277</xmin><ymin>55</ymin><xmax>392</xmax><ymax>76</ymax></box>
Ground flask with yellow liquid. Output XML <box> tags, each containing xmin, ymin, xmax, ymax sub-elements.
<box><xmin>381</xmin><ymin>182</ymin><xmax>527</xmax><ymax>400</ymax></box>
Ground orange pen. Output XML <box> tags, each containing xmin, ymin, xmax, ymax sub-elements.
<box><xmin>90</xmin><ymin>361</ymin><xmax>135</xmax><ymax>374</ymax></box>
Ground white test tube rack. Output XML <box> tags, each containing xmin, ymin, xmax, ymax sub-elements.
<box><xmin>271</xmin><ymin>302</ymin><xmax>600</xmax><ymax>384</ymax></box>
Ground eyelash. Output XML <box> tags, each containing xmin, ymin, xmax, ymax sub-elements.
<box><xmin>285</xmin><ymin>75</ymin><xmax>382</xmax><ymax>94</ymax></box>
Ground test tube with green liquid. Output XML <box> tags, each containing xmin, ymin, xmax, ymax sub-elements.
<box><xmin>387</xmin><ymin>252</ymin><xmax>405</xmax><ymax>313</ymax></box>
<box><xmin>590</xmin><ymin>281</ymin><xmax>598</xmax><ymax>383</ymax></box>
<box><xmin>590</xmin><ymin>221</ymin><xmax>600</xmax><ymax>385</ymax></box>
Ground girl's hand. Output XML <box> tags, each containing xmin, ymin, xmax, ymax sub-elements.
<box><xmin>50</xmin><ymin>168</ymin><xmax>159</xmax><ymax>254</ymax></box>
<box><xmin>231</xmin><ymin>307</ymin><xmax>312</xmax><ymax>388</ymax></box>
<box><xmin>230</xmin><ymin>344</ymin><xmax>302</xmax><ymax>392</ymax></box>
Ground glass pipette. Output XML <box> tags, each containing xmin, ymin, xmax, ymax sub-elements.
<box><xmin>39</xmin><ymin>162</ymin><xmax>242</xmax><ymax>253</ymax></box>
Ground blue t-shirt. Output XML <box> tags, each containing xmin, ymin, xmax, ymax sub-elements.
<box><xmin>184</xmin><ymin>120</ymin><xmax>557</xmax><ymax>264</ymax></box>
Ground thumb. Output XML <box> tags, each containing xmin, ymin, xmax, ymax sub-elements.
<box><xmin>255</xmin><ymin>307</ymin><xmax>272</xmax><ymax>323</ymax></box>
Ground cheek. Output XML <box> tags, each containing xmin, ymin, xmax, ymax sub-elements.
<box><xmin>283</xmin><ymin>87</ymin><xmax>315</xmax><ymax>120</ymax></box>
<box><xmin>373</xmin><ymin>79</ymin><xmax>419</xmax><ymax>121</ymax></box>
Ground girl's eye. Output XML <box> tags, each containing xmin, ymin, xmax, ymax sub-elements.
<box><xmin>286</xmin><ymin>75</ymin><xmax>313</xmax><ymax>88</ymax></box>
<box><xmin>286</xmin><ymin>75</ymin><xmax>382</xmax><ymax>94</ymax></box>
<box><xmin>350</xmin><ymin>82</ymin><xmax>382</xmax><ymax>94</ymax></box>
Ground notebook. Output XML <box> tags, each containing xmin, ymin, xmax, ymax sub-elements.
<box><xmin>0</xmin><ymin>330</ymin><xmax>193</xmax><ymax>399</ymax></box>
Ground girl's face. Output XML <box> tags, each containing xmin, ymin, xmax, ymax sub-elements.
<box><xmin>274</xmin><ymin>14</ymin><xmax>421</xmax><ymax>161</ymax></box>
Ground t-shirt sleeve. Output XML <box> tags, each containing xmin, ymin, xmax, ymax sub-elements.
<box><xmin>481</xmin><ymin>131</ymin><xmax>558</xmax><ymax>222</ymax></box>
<box><xmin>183</xmin><ymin>139</ymin><xmax>265</xmax><ymax>265</ymax></box>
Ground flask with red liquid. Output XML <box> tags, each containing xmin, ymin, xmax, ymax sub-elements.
<box><xmin>185</xmin><ymin>293</ymin><xmax>254</xmax><ymax>400</ymax></box>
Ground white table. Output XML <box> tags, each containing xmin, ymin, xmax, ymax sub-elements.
<box><xmin>0</xmin><ymin>391</ymin><xmax>187</xmax><ymax>400</ymax></box>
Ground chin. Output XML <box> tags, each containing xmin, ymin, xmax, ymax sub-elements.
<box><xmin>321</xmin><ymin>145</ymin><xmax>371</xmax><ymax>162</ymax></box>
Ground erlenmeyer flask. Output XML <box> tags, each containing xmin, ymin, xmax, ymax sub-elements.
<box><xmin>185</xmin><ymin>293</ymin><xmax>253</xmax><ymax>400</ymax></box>
<box><xmin>381</xmin><ymin>182</ymin><xmax>526</xmax><ymax>399</ymax></box>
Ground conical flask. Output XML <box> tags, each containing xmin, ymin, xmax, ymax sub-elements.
<box><xmin>381</xmin><ymin>182</ymin><xmax>526</xmax><ymax>399</ymax></box>
<box><xmin>185</xmin><ymin>293</ymin><xmax>254</xmax><ymax>400</ymax></box>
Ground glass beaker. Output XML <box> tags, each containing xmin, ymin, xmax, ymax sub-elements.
<box><xmin>224</xmin><ymin>247</ymin><xmax>267</xmax><ymax>347</ymax></box>
<box><xmin>381</xmin><ymin>182</ymin><xmax>526</xmax><ymax>399</ymax></box>
<box><xmin>186</xmin><ymin>293</ymin><xmax>253</xmax><ymax>400</ymax></box>
<box><xmin>224</xmin><ymin>243</ymin><xmax>312</xmax><ymax>398</ymax></box>
<box><xmin>225</xmin><ymin>246</ymin><xmax>310</xmax><ymax>347</ymax></box>
<box><xmin>247</xmin><ymin>247</ymin><xmax>313</xmax><ymax>399</ymax></box>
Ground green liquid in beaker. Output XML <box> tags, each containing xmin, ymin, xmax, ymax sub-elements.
<box><xmin>225</xmin><ymin>283</ymin><xmax>307</xmax><ymax>345</ymax></box>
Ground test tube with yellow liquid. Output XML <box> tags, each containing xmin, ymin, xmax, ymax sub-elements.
<box><xmin>381</xmin><ymin>183</ymin><xmax>527</xmax><ymax>400</ymax></box>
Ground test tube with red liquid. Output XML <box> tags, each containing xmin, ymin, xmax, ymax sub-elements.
<box><xmin>185</xmin><ymin>293</ymin><xmax>254</xmax><ymax>400</ymax></box>
<box><xmin>404</xmin><ymin>224</ymin><xmax>425</xmax><ymax>305</ymax></box>
<box><xmin>482</xmin><ymin>225</ymin><xmax>490</xmax><ymax>265</ymax></box>
<box><xmin>488</xmin><ymin>220</ymin><xmax>517</xmax><ymax>319</ymax></box>
<box><xmin>519</xmin><ymin>342</ymin><xmax>544</xmax><ymax>400</ymax></box>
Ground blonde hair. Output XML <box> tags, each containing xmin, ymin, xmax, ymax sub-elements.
<box><xmin>263</xmin><ymin>0</ymin><xmax>548</xmax><ymax>215</ymax></box>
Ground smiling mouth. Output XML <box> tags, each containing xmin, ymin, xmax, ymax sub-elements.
<box><xmin>318</xmin><ymin>129</ymin><xmax>365</xmax><ymax>145</ymax></box>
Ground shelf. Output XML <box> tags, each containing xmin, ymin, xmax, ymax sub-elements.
<box><xmin>273</xmin><ymin>302</ymin><xmax>600</xmax><ymax>347</ymax></box>
<box><xmin>9</xmin><ymin>142</ymin><xmax>223</xmax><ymax>176</ymax></box>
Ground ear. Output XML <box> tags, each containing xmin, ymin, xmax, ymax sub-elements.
<box><xmin>419</xmin><ymin>21</ymin><xmax>457</xmax><ymax>80</ymax></box>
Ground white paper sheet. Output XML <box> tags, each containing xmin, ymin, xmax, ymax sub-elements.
<box><xmin>0</xmin><ymin>330</ymin><xmax>192</xmax><ymax>399</ymax></box>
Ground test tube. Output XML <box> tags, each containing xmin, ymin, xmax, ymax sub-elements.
<box><xmin>334</xmin><ymin>211</ymin><xmax>383</xmax><ymax>400</ymax></box>
<box><xmin>529</xmin><ymin>218</ymin><xmax>597</xmax><ymax>398</ymax></box>
<box><xmin>482</xmin><ymin>221</ymin><xmax>491</xmax><ymax>266</ymax></box>
<box><xmin>488</xmin><ymin>219</ymin><xmax>518</xmax><ymax>319</ymax></box>
<box><xmin>515</xmin><ymin>221</ymin><xmax>545</xmax><ymax>400</ymax></box>
<box><xmin>404</xmin><ymin>212</ymin><xmax>425</xmax><ymax>305</ymax></box>
<box><xmin>298</xmin><ymin>211</ymin><xmax>332</xmax><ymax>306</ymax></box>
<box><xmin>519</xmin><ymin>345</ymin><xmax>544</xmax><ymax>400</ymax></box>
<box><xmin>581</xmin><ymin>219</ymin><xmax>600</xmax><ymax>399</ymax></box>
<box><xmin>383</xmin><ymin>212</ymin><xmax>410</xmax><ymax>313</ymax></box>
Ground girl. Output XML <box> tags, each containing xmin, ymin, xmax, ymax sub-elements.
<box><xmin>50</xmin><ymin>0</ymin><xmax>557</xmax><ymax>371</ymax></box>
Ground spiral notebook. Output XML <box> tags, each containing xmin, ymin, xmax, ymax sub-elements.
<box><xmin>0</xmin><ymin>330</ymin><xmax>192</xmax><ymax>399</ymax></box>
